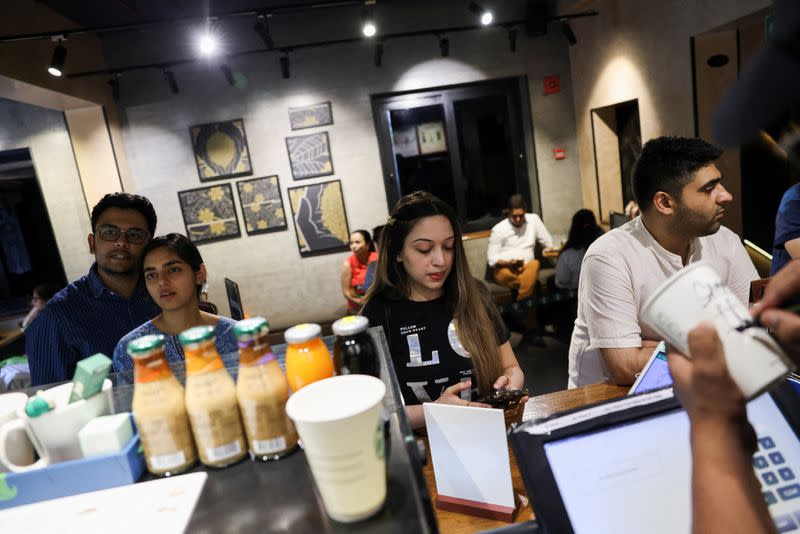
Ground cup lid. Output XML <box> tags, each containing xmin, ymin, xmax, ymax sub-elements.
<box><xmin>284</xmin><ymin>323</ymin><xmax>322</xmax><ymax>344</ymax></box>
<box><xmin>178</xmin><ymin>325</ymin><xmax>215</xmax><ymax>346</ymax></box>
<box><xmin>332</xmin><ymin>315</ymin><xmax>369</xmax><ymax>337</ymax></box>
<box><xmin>127</xmin><ymin>334</ymin><xmax>165</xmax><ymax>356</ymax></box>
<box><xmin>233</xmin><ymin>316</ymin><xmax>270</xmax><ymax>339</ymax></box>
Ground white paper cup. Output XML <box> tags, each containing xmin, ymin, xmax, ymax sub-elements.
<box><xmin>641</xmin><ymin>262</ymin><xmax>795</xmax><ymax>399</ymax></box>
<box><xmin>286</xmin><ymin>374</ymin><xmax>387</xmax><ymax>523</ymax></box>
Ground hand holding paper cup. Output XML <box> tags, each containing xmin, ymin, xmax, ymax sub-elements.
<box><xmin>641</xmin><ymin>262</ymin><xmax>795</xmax><ymax>399</ymax></box>
<box><xmin>286</xmin><ymin>374</ymin><xmax>387</xmax><ymax>523</ymax></box>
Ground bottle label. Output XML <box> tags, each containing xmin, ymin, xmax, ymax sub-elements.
<box><xmin>149</xmin><ymin>450</ymin><xmax>187</xmax><ymax>471</ymax></box>
<box><xmin>206</xmin><ymin>440</ymin><xmax>242</xmax><ymax>462</ymax></box>
<box><xmin>136</xmin><ymin>414</ymin><xmax>194</xmax><ymax>466</ymax></box>
<box><xmin>252</xmin><ymin>436</ymin><xmax>287</xmax><ymax>455</ymax></box>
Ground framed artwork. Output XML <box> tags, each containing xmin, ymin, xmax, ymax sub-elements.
<box><xmin>416</xmin><ymin>121</ymin><xmax>448</xmax><ymax>155</ymax></box>
<box><xmin>289</xmin><ymin>102</ymin><xmax>334</xmax><ymax>130</ymax></box>
<box><xmin>393</xmin><ymin>126</ymin><xmax>419</xmax><ymax>158</ymax></box>
<box><xmin>285</xmin><ymin>131</ymin><xmax>334</xmax><ymax>180</ymax></box>
<box><xmin>190</xmin><ymin>118</ymin><xmax>253</xmax><ymax>182</ymax></box>
<box><xmin>236</xmin><ymin>175</ymin><xmax>287</xmax><ymax>236</ymax></box>
<box><xmin>177</xmin><ymin>184</ymin><xmax>241</xmax><ymax>245</ymax></box>
<box><xmin>287</xmin><ymin>180</ymin><xmax>350</xmax><ymax>257</ymax></box>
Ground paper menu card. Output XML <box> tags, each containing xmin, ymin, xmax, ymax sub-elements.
<box><xmin>0</xmin><ymin>472</ymin><xmax>207</xmax><ymax>533</ymax></box>
<box><xmin>423</xmin><ymin>403</ymin><xmax>514</xmax><ymax>508</ymax></box>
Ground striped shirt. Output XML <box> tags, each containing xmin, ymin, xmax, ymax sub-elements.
<box><xmin>112</xmin><ymin>317</ymin><xmax>239</xmax><ymax>372</ymax></box>
<box><xmin>25</xmin><ymin>264</ymin><xmax>160</xmax><ymax>386</ymax></box>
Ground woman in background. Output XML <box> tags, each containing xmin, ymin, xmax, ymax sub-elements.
<box><xmin>20</xmin><ymin>283</ymin><xmax>60</xmax><ymax>330</ymax></box>
<box><xmin>362</xmin><ymin>191</ymin><xmax>524</xmax><ymax>429</ymax></box>
<box><xmin>113</xmin><ymin>233</ymin><xmax>236</xmax><ymax>371</ymax></box>
<box><xmin>340</xmin><ymin>229</ymin><xmax>377</xmax><ymax>313</ymax></box>
<box><xmin>555</xmin><ymin>209</ymin><xmax>604</xmax><ymax>291</ymax></box>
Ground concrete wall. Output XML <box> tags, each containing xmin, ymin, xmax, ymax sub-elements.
<box><xmin>565</xmin><ymin>0</ymin><xmax>771</xmax><ymax>218</ymax></box>
<box><xmin>0</xmin><ymin>98</ymin><xmax>91</xmax><ymax>282</ymax></box>
<box><xmin>108</xmin><ymin>28</ymin><xmax>581</xmax><ymax>327</ymax></box>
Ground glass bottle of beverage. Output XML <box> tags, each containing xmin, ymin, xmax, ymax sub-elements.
<box><xmin>234</xmin><ymin>317</ymin><xmax>298</xmax><ymax>461</ymax></box>
<box><xmin>179</xmin><ymin>325</ymin><xmax>247</xmax><ymax>468</ymax></box>
<box><xmin>129</xmin><ymin>334</ymin><xmax>197</xmax><ymax>476</ymax></box>
<box><xmin>284</xmin><ymin>323</ymin><xmax>334</xmax><ymax>391</ymax></box>
<box><xmin>332</xmin><ymin>315</ymin><xmax>380</xmax><ymax>378</ymax></box>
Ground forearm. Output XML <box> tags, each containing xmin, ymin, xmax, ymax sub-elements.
<box><xmin>690</xmin><ymin>418</ymin><xmax>775</xmax><ymax>534</ymax></box>
<box><xmin>502</xmin><ymin>364</ymin><xmax>525</xmax><ymax>389</ymax></box>
<box><xmin>601</xmin><ymin>342</ymin><xmax>660</xmax><ymax>385</ymax></box>
<box><xmin>406</xmin><ymin>404</ymin><xmax>425</xmax><ymax>429</ymax></box>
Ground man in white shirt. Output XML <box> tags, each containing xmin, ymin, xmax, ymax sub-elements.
<box><xmin>487</xmin><ymin>194</ymin><xmax>554</xmax><ymax>300</ymax></box>
<box><xmin>568</xmin><ymin>136</ymin><xmax>758</xmax><ymax>388</ymax></box>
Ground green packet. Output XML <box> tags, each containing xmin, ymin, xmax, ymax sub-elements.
<box><xmin>69</xmin><ymin>353</ymin><xmax>112</xmax><ymax>403</ymax></box>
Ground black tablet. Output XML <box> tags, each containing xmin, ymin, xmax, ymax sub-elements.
<box><xmin>510</xmin><ymin>381</ymin><xmax>800</xmax><ymax>533</ymax></box>
<box><xmin>225</xmin><ymin>277</ymin><xmax>244</xmax><ymax>321</ymax></box>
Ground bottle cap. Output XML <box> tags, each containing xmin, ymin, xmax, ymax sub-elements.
<box><xmin>233</xmin><ymin>317</ymin><xmax>269</xmax><ymax>339</ymax></box>
<box><xmin>25</xmin><ymin>394</ymin><xmax>54</xmax><ymax>418</ymax></box>
<box><xmin>127</xmin><ymin>334</ymin><xmax>165</xmax><ymax>357</ymax></box>
<box><xmin>284</xmin><ymin>323</ymin><xmax>322</xmax><ymax>344</ymax></box>
<box><xmin>332</xmin><ymin>315</ymin><xmax>369</xmax><ymax>337</ymax></box>
<box><xmin>178</xmin><ymin>325</ymin><xmax>215</xmax><ymax>346</ymax></box>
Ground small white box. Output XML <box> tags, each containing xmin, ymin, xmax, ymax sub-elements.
<box><xmin>78</xmin><ymin>413</ymin><xmax>134</xmax><ymax>458</ymax></box>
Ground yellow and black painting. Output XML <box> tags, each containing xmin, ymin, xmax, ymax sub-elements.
<box><xmin>288</xmin><ymin>101</ymin><xmax>333</xmax><ymax>130</ymax></box>
<box><xmin>178</xmin><ymin>184</ymin><xmax>241</xmax><ymax>244</ymax></box>
<box><xmin>287</xmin><ymin>180</ymin><xmax>349</xmax><ymax>257</ymax></box>
<box><xmin>236</xmin><ymin>175</ymin><xmax>287</xmax><ymax>236</ymax></box>
<box><xmin>190</xmin><ymin>119</ymin><xmax>253</xmax><ymax>181</ymax></box>
<box><xmin>285</xmin><ymin>131</ymin><xmax>334</xmax><ymax>180</ymax></box>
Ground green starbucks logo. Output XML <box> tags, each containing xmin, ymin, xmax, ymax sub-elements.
<box><xmin>0</xmin><ymin>473</ymin><xmax>18</xmax><ymax>501</ymax></box>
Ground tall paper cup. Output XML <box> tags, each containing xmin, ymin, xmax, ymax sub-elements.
<box><xmin>641</xmin><ymin>262</ymin><xmax>795</xmax><ymax>399</ymax></box>
<box><xmin>286</xmin><ymin>374</ymin><xmax>386</xmax><ymax>523</ymax></box>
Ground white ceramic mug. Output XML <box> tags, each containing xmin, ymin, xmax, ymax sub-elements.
<box><xmin>0</xmin><ymin>393</ymin><xmax>34</xmax><ymax>472</ymax></box>
<box><xmin>641</xmin><ymin>261</ymin><xmax>795</xmax><ymax>399</ymax></box>
<box><xmin>286</xmin><ymin>374</ymin><xmax>387</xmax><ymax>523</ymax></box>
<box><xmin>0</xmin><ymin>379</ymin><xmax>114</xmax><ymax>472</ymax></box>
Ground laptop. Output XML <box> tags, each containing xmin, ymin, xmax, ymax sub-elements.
<box><xmin>224</xmin><ymin>277</ymin><xmax>244</xmax><ymax>321</ymax></box>
<box><xmin>511</xmin><ymin>380</ymin><xmax>800</xmax><ymax>533</ymax></box>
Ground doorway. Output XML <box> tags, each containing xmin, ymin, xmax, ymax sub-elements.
<box><xmin>0</xmin><ymin>148</ymin><xmax>67</xmax><ymax>319</ymax></box>
<box><xmin>372</xmin><ymin>77</ymin><xmax>538</xmax><ymax>232</ymax></box>
<box><xmin>591</xmin><ymin>99</ymin><xmax>642</xmax><ymax>225</ymax></box>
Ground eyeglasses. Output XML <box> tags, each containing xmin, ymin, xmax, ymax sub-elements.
<box><xmin>95</xmin><ymin>225</ymin><xmax>150</xmax><ymax>244</ymax></box>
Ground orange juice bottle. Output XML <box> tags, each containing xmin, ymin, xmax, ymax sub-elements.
<box><xmin>284</xmin><ymin>323</ymin><xmax>334</xmax><ymax>391</ymax></box>
<box><xmin>180</xmin><ymin>325</ymin><xmax>247</xmax><ymax>468</ymax></box>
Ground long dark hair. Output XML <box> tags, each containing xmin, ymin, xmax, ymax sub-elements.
<box><xmin>364</xmin><ymin>191</ymin><xmax>502</xmax><ymax>396</ymax></box>
<box><xmin>140</xmin><ymin>233</ymin><xmax>204</xmax><ymax>299</ymax></box>
<box><xmin>563</xmin><ymin>209</ymin><xmax>604</xmax><ymax>251</ymax></box>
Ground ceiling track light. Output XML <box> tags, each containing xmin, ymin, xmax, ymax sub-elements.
<box><xmin>163</xmin><ymin>69</ymin><xmax>179</xmax><ymax>94</ymax></box>
<box><xmin>108</xmin><ymin>74</ymin><xmax>120</xmax><ymax>101</ymax></box>
<box><xmin>469</xmin><ymin>2</ymin><xmax>493</xmax><ymax>26</ymax></box>
<box><xmin>220</xmin><ymin>64</ymin><xmax>236</xmax><ymax>86</ymax></box>
<box><xmin>374</xmin><ymin>41</ymin><xmax>383</xmax><ymax>67</ymax></box>
<box><xmin>361</xmin><ymin>0</ymin><xmax>377</xmax><ymax>38</ymax></box>
<box><xmin>280</xmin><ymin>53</ymin><xmax>290</xmax><ymax>79</ymax></box>
<box><xmin>47</xmin><ymin>36</ymin><xmax>67</xmax><ymax>77</ymax></box>
<box><xmin>561</xmin><ymin>19</ymin><xmax>576</xmax><ymax>46</ymax></box>
<box><xmin>254</xmin><ymin>12</ymin><xmax>274</xmax><ymax>49</ymax></box>
<box><xmin>439</xmin><ymin>35</ymin><xmax>450</xmax><ymax>57</ymax></box>
<box><xmin>508</xmin><ymin>28</ymin><xmax>517</xmax><ymax>52</ymax></box>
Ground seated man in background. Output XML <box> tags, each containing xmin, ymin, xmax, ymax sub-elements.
<box><xmin>568</xmin><ymin>136</ymin><xmax>758</xmax><ymax>387</ymax></box>
<box><xmin>25</xmin><ymin>193</ymin><xmax>161</xmax><ymax>385</ymax></box>
<box><xmin>487</xmin><ymin>194</ymin><xmax>553</xmax><ymax>301</ymax></box>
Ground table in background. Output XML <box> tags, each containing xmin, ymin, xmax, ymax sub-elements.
<box><xmin>424</xmin><ymin>383</ymin><xmax>629</xmax><ymax>534</ymax></box>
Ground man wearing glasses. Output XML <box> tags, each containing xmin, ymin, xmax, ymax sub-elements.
<box><xmin>26</xmin><ymin>193</ymin><xmax>161</xmax><ymax>385</ymax></box>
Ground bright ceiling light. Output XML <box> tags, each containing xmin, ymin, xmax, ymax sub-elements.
<box><xmin>362</xmin><ymin>22</ymin><xmax>377</xmax><ymax>37</ymax></box>
<box><xmin>480</xmin><ymin>11</ymin><xmax>493</xmax><ymax>25</ymax></box>
<box><xmin>198</xmin><ymin>32</ymin><xmax>218</xmax><ymax>56</ymax></box>
<box><xmin>48</xmin><ymin>41</ymin><xmax>66</xmax><ymax>77</ymax></box>
<box><xmin>469</xmin><ymin>2</ymin><xmax>493</xmax><ymax>26</ymax></box>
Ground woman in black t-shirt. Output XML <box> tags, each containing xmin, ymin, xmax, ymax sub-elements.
<box><xmin>362</xmin><ymin>191</ymin><xmax>525</xmax><ymax>429</ymax></box>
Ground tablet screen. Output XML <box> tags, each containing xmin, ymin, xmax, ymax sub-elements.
<box><xmin>631</xmin><ymin>349</ymin><xmax>673</xmax><ymax>395</ymax></box>
<box><xmin>543</xmin><ymin>393</ymin><xmax>800</xmax><ymax>533</ymax></box>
